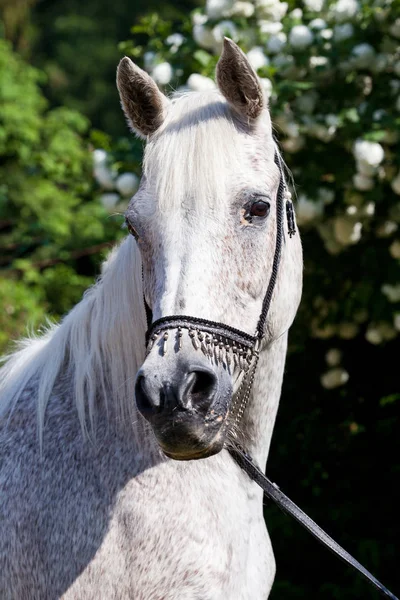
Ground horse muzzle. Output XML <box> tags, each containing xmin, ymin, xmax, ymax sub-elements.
<box><xmin>135</xmin><ymin>356</ymin><xmax>233</xmax><ymax>460</ymax></box>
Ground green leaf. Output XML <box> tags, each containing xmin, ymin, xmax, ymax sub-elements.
<box><xmin>194</xmin><ymin>49</ymin><xmax>212</xmax><ymax>68</ymax></box>
<box><xmin>364</xmin><ymin>130</ymin><xmax>387</xmax><ymax>142</ymax></box>
<box><xmin>380</xmin><ymin>394</ymin><xmax>400</xmax><ymax>407</ymax></box>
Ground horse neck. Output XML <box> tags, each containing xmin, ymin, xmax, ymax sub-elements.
<box><xmin>239</xmin><ymin>333</ymin><xmax>288</xmax><ymax>468</ymax></box>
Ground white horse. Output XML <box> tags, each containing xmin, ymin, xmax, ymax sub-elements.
<box><xmin>0</xmin><ymin>39</ymin><xmax>302</xmax><ymax>599</ymax></box>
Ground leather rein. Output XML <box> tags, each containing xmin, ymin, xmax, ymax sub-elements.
<box><xmin>131</xmin><ymin>152</ymin><xmax>398</xmax><ymax>600</ymax></box>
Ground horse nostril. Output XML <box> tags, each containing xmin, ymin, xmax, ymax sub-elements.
<box><xmin>190</xmin><ymin>369</ymin><xmax>217</xmax><ymax>401</ymax></box>
<box><xmin>135</xmin><ymin>374</ymin><xmax>162</xmax><ymax>418</ymax></box>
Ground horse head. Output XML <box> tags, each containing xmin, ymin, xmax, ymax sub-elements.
<box><xmin>116</xmin><ymin>39</ymin><xmax>303</xmax><ymax>460</ymax></box>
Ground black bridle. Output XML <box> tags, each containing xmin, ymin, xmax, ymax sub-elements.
<box><xmin>130</xmin><ymin>152</ymin><xmax>398</xmax><ymax>600</ymax></box>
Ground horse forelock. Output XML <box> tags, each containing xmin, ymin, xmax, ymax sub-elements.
<box><xmin>142</xmin><ymin>90</ymin><xmax>275</xmax><ymax>213</ymax></box>
<box><xmin>0</xmin><ymin>238</ymin><xmax>147</xmax><ymax>440</ymax></box>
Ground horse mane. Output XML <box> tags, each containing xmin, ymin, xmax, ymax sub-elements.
<box><xmin>0</xmin><ymin>237</ymin><xmax>147</xmax><ymax>439</ymax></box>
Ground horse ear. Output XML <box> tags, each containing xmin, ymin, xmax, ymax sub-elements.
<box><xmin>216</xmin><ymin>38</ymin><xmax>265</xmax><ymax>121</ymax></box>
<box><xmin>116</xmin><ymin>57</ymin><xmax>169</xmax><ymax>138</ymax></box>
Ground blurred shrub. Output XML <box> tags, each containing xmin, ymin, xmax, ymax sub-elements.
<box><xmin>116</xmin><ymin>0</ymin><xmax>400</xmax><ymax>387</ymax></box>
<box><xmin>0</xmin><ymin>37</ymin><xmax>122</xmax><ymax>352</ymax></box>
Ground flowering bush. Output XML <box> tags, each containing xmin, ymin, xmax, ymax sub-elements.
<box><xmin>0</xmin><ymin>39</ymin><xmax>124</xmax><ymax>350</ymax></box>
<box><xmin>109</xmin><ymin>0</ymin><xmax>400</xmax><ymax>385</ymax></box>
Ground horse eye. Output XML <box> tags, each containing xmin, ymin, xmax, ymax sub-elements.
<box><xmin>126</xmin><ymin>219</ymin><xmax>139</xmax><ymax>240</ymax></box>
<box><xmin>250</xmin><ymin>200</ymin><xmax>270</xmax><ymax>218</ymax></box>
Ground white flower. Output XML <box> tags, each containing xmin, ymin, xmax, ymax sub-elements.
<box><xmin>166</xmin><ymin>33</ymin><xmax>185</xmax><ymax>47</ymax></box>
<box><xmin>259</xmin><ymin>77</ymin><xmax>273</xmax><ymax>99</ymax></box>
<box><xmin>376</xmin><ymin>221</ymin><xmax>398</xmax><ymax>238</ymax></box>
<box><xmin>309</xmin><ymin>18</ymin><xmax>327</xmax><ymax>30</ymax></box>
<box><xmin>395</xmin><ymin>62</ymin><xmax>400</xmax><ymax>78</ymax></box>
<box><xmin>212</xmin><ymin>20</ymin><xmax>238</xmax><ymax>49</ymax></box>
<box><xmin>287</xmin><ymin>123</ymin><xmax>301</xmax><ymax>137</ymax></box>
<box><xmin>187</xmin><ymin>73</ymin><xmax>216</xmax><ymax>91</ymax></box>
<box><xmin>389</xmin><ymin>240</ymin><xmax>400</xmax><ymax>259</ymax></box>
<box><xmin>93</xmin><ymin>149</ymin><xmax>107</xmax><ymax>166</ymax></box>
<box><xmin>333</xmin><ymin>23</ymin><xmax>354</xmax><ymax>41</ymax></box>
<box><xmin>392</xmin><ymin>172</ymin><xmax>400</xmax><ymax>195</ymax></box>
<box><xmin>318</xmin><ymin>187</ymin><xmax>335</xmax><ymax>204</ymax></box>
<box><xmin>282</xmin><ymin>135</ymin><xmax>306</xmax><ymax>153</ymax></box>
<box><xmin>143</xmin><ymin>52</ymin><xmax>156</xmax><ymax>71</ymax></box>
<box><xmin>304</xmin><ymin>0</ymin><xmax>324</xmax><ymax>11</ymax></box>
<box><xmin>230</xmin><ymin>1</ymin><xmax>255</xmax><ymax>17</ymax></box>
<box><xmin>312</xmin><ymin>322</ymin><xmax>337</xmax><ymax>338</ymax></box>
<box><xmin>351</xmin><ymin>43</ymin><xmax>375</xmax><ymax>69</ymax></box>
<box><xmin>100</xmin><ymin>193</ymin><xmax>119</xmax><ymax>210</ymax></box>
<box><xmin>364</xmin><ymin>202</ymin><xmax>375</xmax><ymax>216</ymax></box>
<box><xmin>346</xmin><ymin>205</ymin><xmax>357</xmax><ymax>215</ymax></box>
<box><xmin>320</xmin><ymin>28</ymin><xmax>333</xmax><ymax>40</ymax></box>
<box><xmin>309</xmin><ymin>56</ymin><xmax>329</xmax><ymax>68</ymax></box>
<box><xmin>308</xmin><ymin>122</ymin><xmax>335</xmax><ymax>142</ymax></box>
<box><xmin>325</xmin><ymin>348</ymin><xmax>342</xmax><ymax>366</ymax></box>
<box><xmin>380</xmin><ymin>323</ymin><xmax>397</xmax><ymax>341</ymax></box>
<box><xmin>382</xmin><ymin>284</ymin><xmax>400</xmax><ymax>303</ymax></box>
<box><xmin>372</xmin><ymin>54</ymin><xmax>388</xmax><ymax>74</ymax></box>
<box><xmin>389</xmin><ymin>18</ymin><xmax>400</xmax><ymax>39</ymax></box>
<box><xmin>334</xmin><ymin>217</ymin><xmax>362</xmax><ymax>244</ymax></box>
<box><xmin>94</xmin><ymin>164</ymin><xmax>116</xmax><ymax>190</ymax></box>
<box><xmin>295</xmin><ymin>91</ymin><xmax>318</xmax><ymax>113</ymax></box>
<box><xmin>289</xmin><ymin>25</ymin><xmax>314</xmax><ymax>49</ymax></box>
<box><xmin>247</xmin><ymin>47</ymin><xmax>269</xmax><ymax>70</ymax></box>
<box><xmin>275</xmin><ymin>115</ymin><xmax>299</xmax><ymax>137</ymax></box>
<box><xmin>366</xmin><ymin>322</ymin><xmax>396</xmax><ymax>344</ymax></box>
<box><xmin>206</xmin><ymin>0</ymin><xmax>233</xmax><ymax>19</ymax></box>
<box><xmin>296</xmin><ymin>194</ymin><xmax>324</xmax><ymax>225</ymax></box>
<box><xmin>116</xmin><ymin>173</ymin><xmax>139</xmax><ymax>197</ymax></box>
<box><xmin>325</xmin><ymin>114</ymin><xmax>340</xmax><ymax>128</ymax></box>
<box><xmin>356</xmin><ymin>161</ymin><xmax>376</xmax><ymax>177</ymax></box>
<box><xmin>259</xmin><ymin>21</ymin><xmax>283</xmax><ymax>35</ymax></box>
<box><xmin>266</xmin><ymin>32</ymin><xmax>287</xmax><ymax>54</ymax></box>
<box><xmin>353</xmin><ymin>139</ymin><xmax>384</xmax><ymax>167</ymax></box>
<box><xmin>152</xmin><ymin>62</ymin><xmax>173</xmax><ymax>86</ymax></box>
<box><xmin>193</xmin><ymin>24</ymin><xmax>215</xmax><ymax>50</ymax></box>
<box><xmin>272</xmin><ymin>53</ymin><xmax>294</xmax><ymax>70</ymax></box>
<box><xmin>365</xmin><ymin>326</ymin><xmax>382</xmax><ymax>345</ymax></box>
<box><xmin>192</xmin><ymin>12</ymin><xmax>208</xmax><ymax>25</ymax></box>
<box><xmin>256</xmin><ymin>0</ymin><xmax>288</xmax><ymax>21</ymax></box>
<box><xmin>290</xmin><ymin>8</ymin><xmax>303</xmax><ymax>18</ymax></box>
<box><xmin>321</xmin><ymin>368</ymin><xmax>349</xmax><ymax>389</ymax></box>
<box><xmin>353</xmin><ymin>174</ymin><xmax>374</xmax><ymax>191</ymax></box>
<box><xmin>390</xmin><ymin>79</ymin><xmax>400</xmax><ymax>94</ymax></box>
<box><xmin>339</xmin><ymin>322</ymin><xmax>359</xmax><ymax>339</ymax></box>
<box><xmin>330</xmin><ymin>0</ymin><xmax>359</xmax><ymax>22</ymax></box>
<box><xmin>344</xmin><ymin>190</ymin><xmax>363</xmax><ymax>207</ymax></box>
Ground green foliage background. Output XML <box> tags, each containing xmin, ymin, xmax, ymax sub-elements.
<box><xmin>0</xmin><ymin>0</ymin><xmax>399</xmax><ymax>597</ymax></box>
